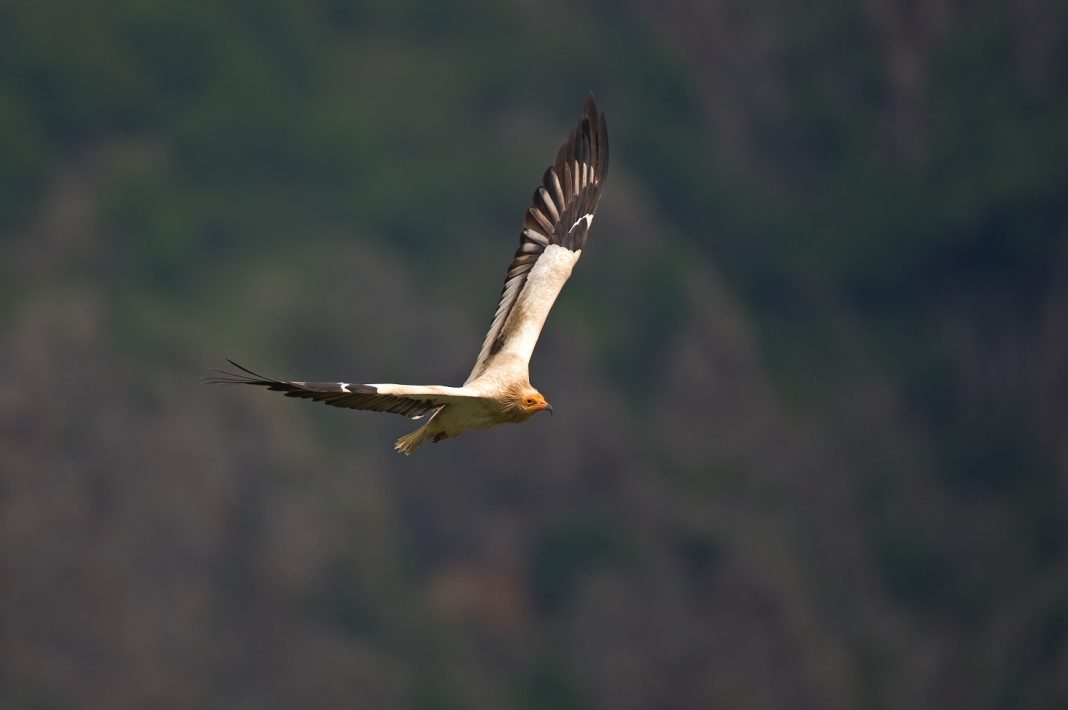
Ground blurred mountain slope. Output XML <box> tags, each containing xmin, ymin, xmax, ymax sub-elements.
<box><xmin>1</xmin><ymin>1</ymin><xmax>1066</xmax><ymax>708</ymax></box>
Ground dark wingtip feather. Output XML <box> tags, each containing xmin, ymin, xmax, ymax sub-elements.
<box><xmin>202</xmin><ymin>360</ymin><xmax>282</xmax><ymax>386</ymax></box>
<box><xmin>583</xmin><ymin>93</ymin><xmax>599</xmax><ymax>122</ymax></box>
<box><xmin>225</xmin><ymin>359</ymin><xmax>274</xmax><ymax>380</ymax></box>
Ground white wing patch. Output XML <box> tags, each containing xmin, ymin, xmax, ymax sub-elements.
<box><xmin>339</xmin><ymin>383</ymin><xmax>351</xmax><ymax>392</ymax></box>
<box><xmin>491</xmin><ymin>244</ymin><xmax>581</xmax><ymax>369</ymax></box>
<box><xmin>371</xmin><ymin>384</ymin><xmax>480</xmax><ymax>398</ymax></box>
<box><xmin>568</xmin><ymin>213</ymin><xmax>594</xmax><ymax>234</ymax></box>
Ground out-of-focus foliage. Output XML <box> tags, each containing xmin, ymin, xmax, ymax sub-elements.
<box><xmin>2</xmin><ymin>1</ymin><xmax>1066</xmax><ymax>708</ymax></box>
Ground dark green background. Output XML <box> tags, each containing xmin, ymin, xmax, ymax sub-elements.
<box><xmin>2</xmin><ymin>1</ymin><xmax>1066</xmax><ymax>708</ymax></box>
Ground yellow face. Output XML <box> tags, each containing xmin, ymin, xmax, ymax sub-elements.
<box><xmin>520</xmin><ymin>391</ymin><xmax>553</xmax><ymax>417</ymax></box>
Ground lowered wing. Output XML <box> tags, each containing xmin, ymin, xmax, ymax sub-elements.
<box><xmin>205</xmin><ymin>360</ymin><xmax>483</xmax><ymax>419</ymax></box>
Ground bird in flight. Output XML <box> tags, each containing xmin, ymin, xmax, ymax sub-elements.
<box><xmin>206</xmin><ymin>96</ymin><xmax>608</xmax><ymax>454</ymax></box>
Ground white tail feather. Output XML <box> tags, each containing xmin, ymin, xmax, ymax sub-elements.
<box><xmin>394</xmin><ymin>424</ymin><xmax>432</xmax><ymax>456</ymax></box>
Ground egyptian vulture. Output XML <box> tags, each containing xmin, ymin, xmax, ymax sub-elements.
<box><xmin>207</xmin><ymin>96</ymin><xmax>608</xmax><ymax>454</ymax></box>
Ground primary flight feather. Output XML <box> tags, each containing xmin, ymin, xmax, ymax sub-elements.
<box><xmin>206</xmin><ymin>96</ymin><xmax>609</xmax><ymax>454</ymax></box>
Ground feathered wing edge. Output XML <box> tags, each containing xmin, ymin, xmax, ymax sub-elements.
<box><xmin>203</xmin><ymin>360</ymin><xmax>476</xmax><ymax>419</ymax></box>
<box><xmin>466</xmin><ymin>94</ymin><xmax>609</xmax><ymax>383</ymax></box>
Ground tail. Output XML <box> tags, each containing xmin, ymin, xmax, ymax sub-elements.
<box><xmin>395</xmin><ymin>424</ymin><xmax>433</xmax><ymax>456</ymax></box>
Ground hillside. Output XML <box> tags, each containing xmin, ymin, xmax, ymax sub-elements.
<box><xmin>2</xmin><ymin>1</ymin><xmax>1066</xmax><ymax>708</ymax></box>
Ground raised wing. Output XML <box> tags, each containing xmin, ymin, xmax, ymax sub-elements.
<box><xmin>466</xmin><ymin>94</ymin><xmax>609</xmax><ymax>384</ymax></box>
<box><xmin>205</xmin><ymin>360</ymin><xmax>482</xmax><ymax>419</ymax></box>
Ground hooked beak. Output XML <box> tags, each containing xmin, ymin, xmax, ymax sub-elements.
<box><xmin>544</xmin><ymin>402</ymin><xmax>553</xmax><ymax>416</ymax></box>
